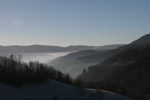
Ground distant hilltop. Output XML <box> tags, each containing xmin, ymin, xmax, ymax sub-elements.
<box><xmin>0</xmin><ymin>44</ymin><xmax>124</xmax><ymax>53</ymax></box>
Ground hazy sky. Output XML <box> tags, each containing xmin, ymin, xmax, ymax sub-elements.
<box><xmin>0</xmin><ymin>0</ymin><xmax>150</xmax><ymax>46</ymax></box>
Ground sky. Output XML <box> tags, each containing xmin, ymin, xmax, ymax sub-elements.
<box><xmin>0</xmin><ymin>0</ymin><xmax>150</xmax><ymax>46</ymax></box>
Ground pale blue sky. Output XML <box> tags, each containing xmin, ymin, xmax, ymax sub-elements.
<box><xmin>0</xmin><ymin>0</ymin><xmax>150</xmax><ymax>46</ymax></box>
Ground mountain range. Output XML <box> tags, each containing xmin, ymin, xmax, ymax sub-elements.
<box><xmin>0</xmin><ymin>34</ymin><xmax>150</xmax><ymax>99</ymax></box>
<box><xmin>0</xmin><ymin>44</ymin><xmax>123</xmax><ymax>54</ymax></box>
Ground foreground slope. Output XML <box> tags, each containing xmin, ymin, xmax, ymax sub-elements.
<box><xmin>0</xmin><ymin>80</ymin><xmax>130</xmax><ymax>100</ymax></box>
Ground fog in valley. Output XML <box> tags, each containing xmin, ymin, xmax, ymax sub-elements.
<box><xmin>2</xmin><ymin>52</ymin><xmax>71</xmax><ymax>63</ymax></box>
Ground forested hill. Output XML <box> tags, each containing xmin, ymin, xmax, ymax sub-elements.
<box><xmin>79</xmin><ymin>41</ymin><xmax>150</xmax><ymax>99</ymax></box>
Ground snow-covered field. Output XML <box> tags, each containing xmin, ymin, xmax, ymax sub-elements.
<box><xmin>0</xmin><ymin>80</ymin><xmax>130</xmax><ymax>100</ymax></box>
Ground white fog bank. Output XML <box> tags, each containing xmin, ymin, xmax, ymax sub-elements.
<box><xmin>3</xmin><ymin>52</ymin><xmax>71</xmax><ymax>63</ymax></box>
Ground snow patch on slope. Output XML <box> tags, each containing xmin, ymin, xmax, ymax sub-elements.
<box><xmin>0</xmin><ymin>80</ymin><xmax>130</xmax><ymax>100</ymax></box>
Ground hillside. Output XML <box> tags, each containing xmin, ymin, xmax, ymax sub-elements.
<box><xmin>47</xmin><ymin>45</ymin><xmax>123</xmax><ymax>78</ymax></box>
<box><xmin>0</xmin><ymin>79</ymin><xmax>130</xmax><ymax>100</ymax></box>
<box><xmin>79</xmin><ymin>45</ymin><xmax>150</xmax><ymax>81</ymax></box>
<box><xmin>0</xmin><ymin>54</ymin><xmax>130</xmax><ymax>100</ymax></box>
<box><xmin>131</xmin><ymin>34</ymin><xmax>150</xmax><ymax>45</ymax></box>
<box><xmin>78</xmin><ymin>34</ymin><xmax>150</xmax><ymax>99</ymax></box>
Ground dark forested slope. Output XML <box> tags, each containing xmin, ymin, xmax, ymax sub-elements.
<box><xmin>78</xmin><ymin>34</ymin><xmax>150</xmax><ymax>98</ymax></box>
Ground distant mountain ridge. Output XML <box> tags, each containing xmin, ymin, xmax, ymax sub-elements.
<box><xmin>0</xmin><ymin>44</ymin><xmax>124</xmax><ymax>54</ymax></box>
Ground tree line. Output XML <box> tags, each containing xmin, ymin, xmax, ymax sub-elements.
<box><xmin>0</xmin><ymin>55</ymin><xmax>72</xmax><ymax>87</ymax></box>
